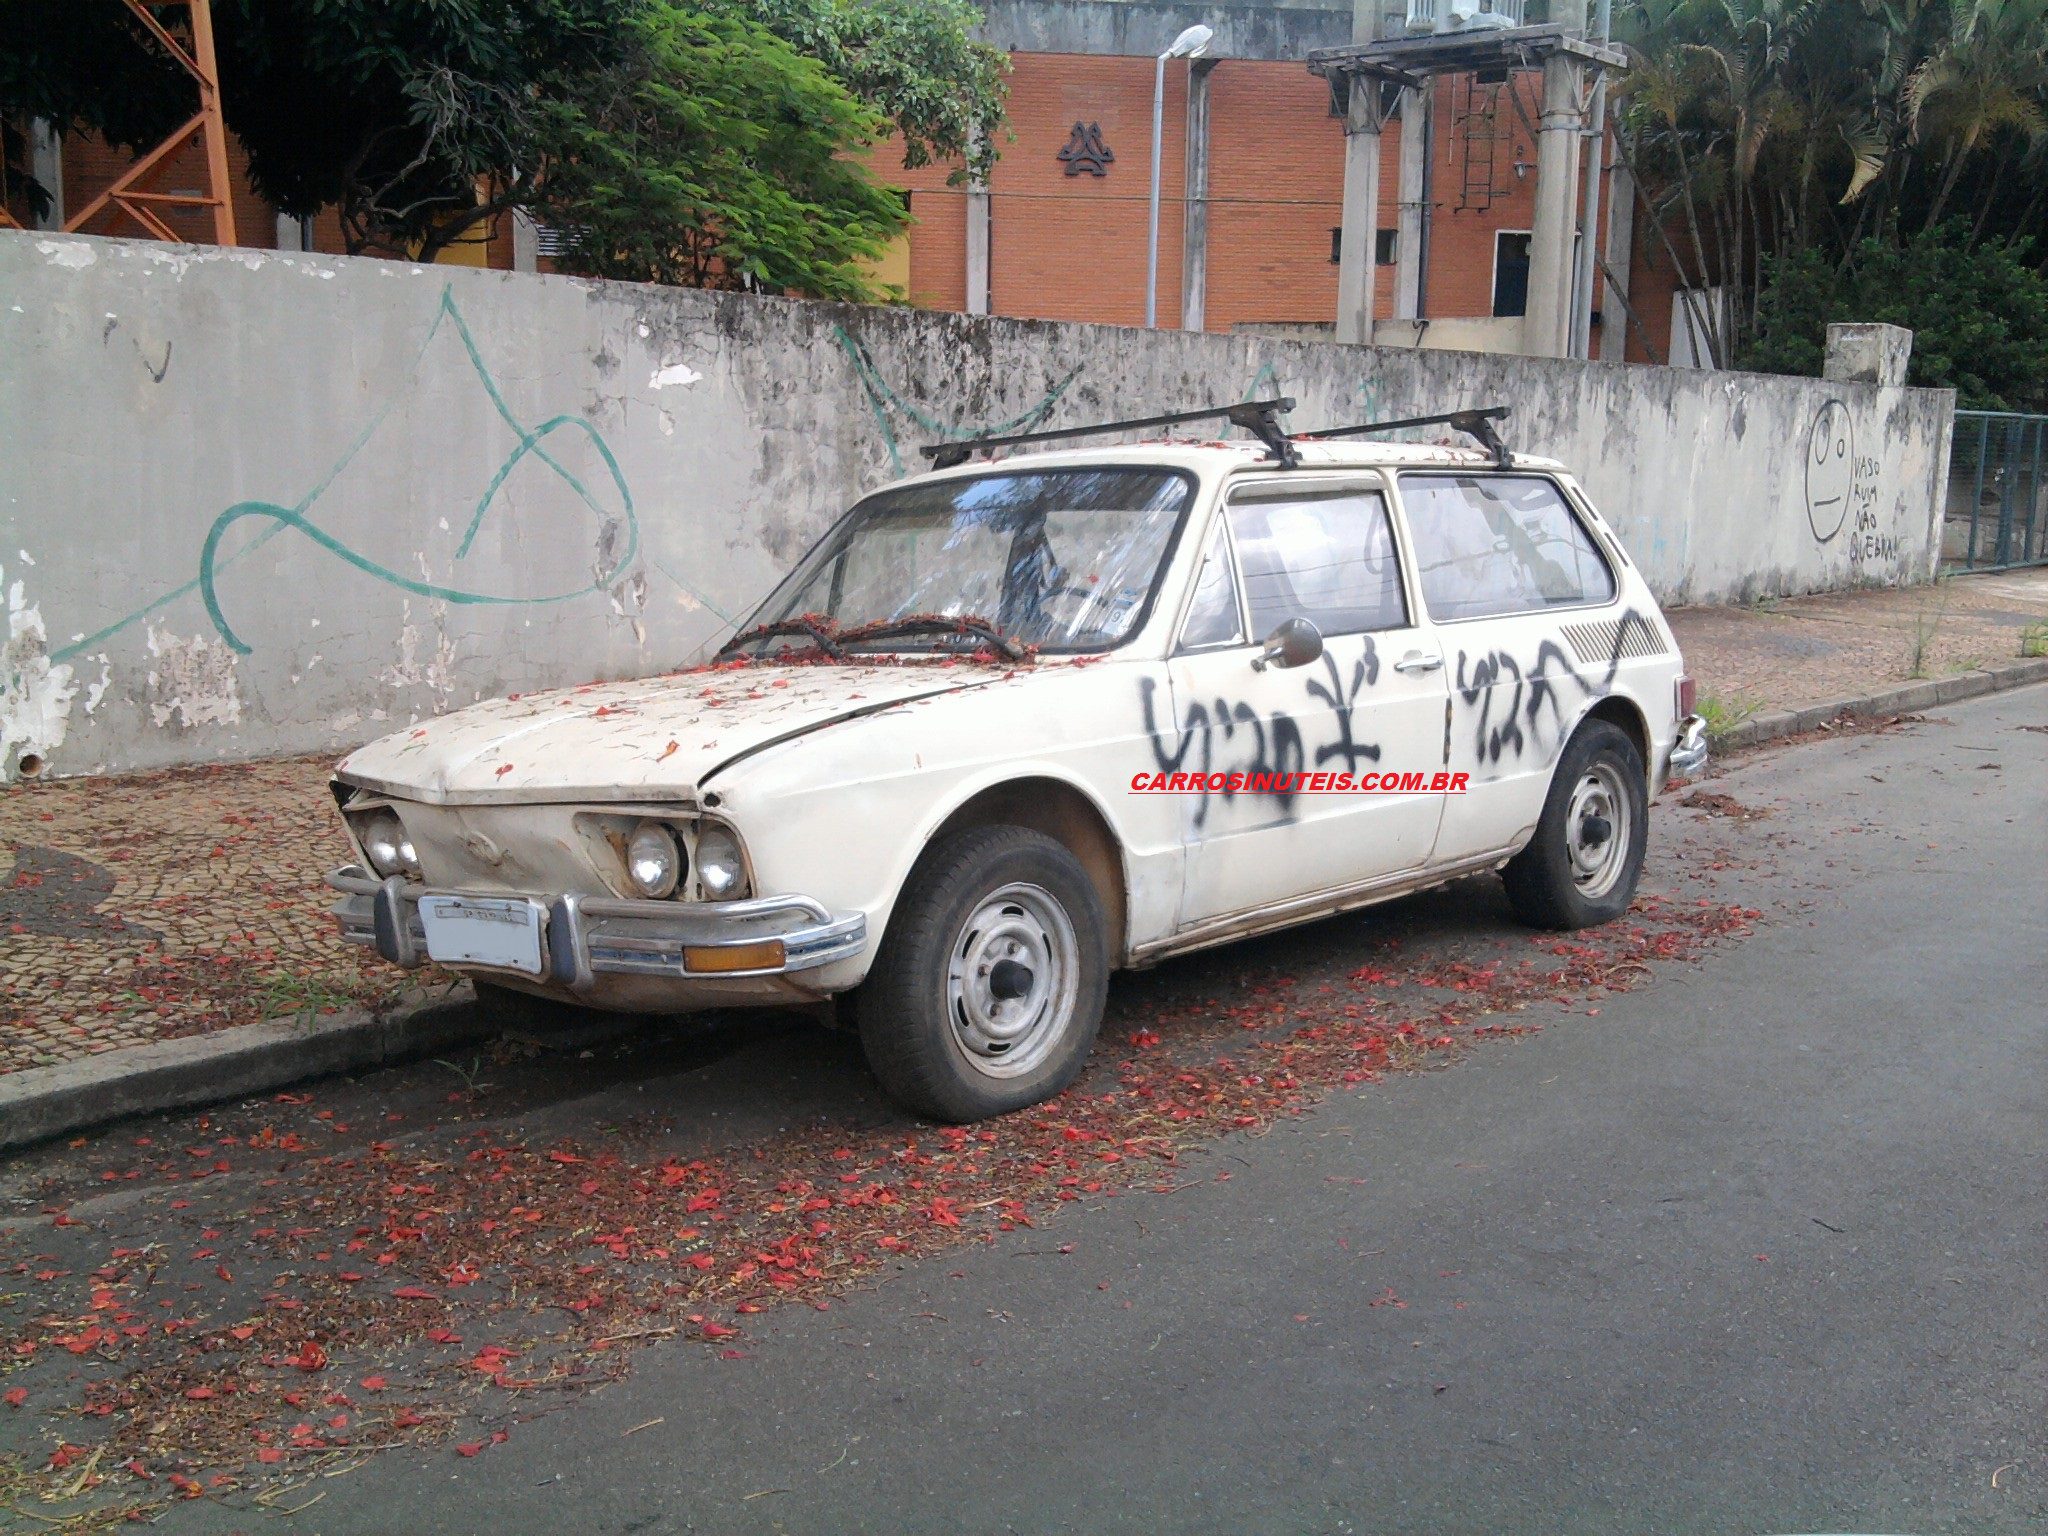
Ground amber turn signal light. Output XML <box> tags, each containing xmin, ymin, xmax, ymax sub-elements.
<box><xmin>683</xmin><ymin>941</ymin><xmax>786</xmax><ymax>974</ymax></box>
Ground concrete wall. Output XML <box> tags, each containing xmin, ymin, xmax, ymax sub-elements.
<box><xmin>0</xmin><ymin>233</ymin><xmax>1952</xmax><ymax>781</ymax></box>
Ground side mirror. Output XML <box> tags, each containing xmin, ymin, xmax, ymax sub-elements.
<box><xmin>1252</xmin><ymin>617</ymin><xmax>1323</xmax><ymax>672</ymax></box>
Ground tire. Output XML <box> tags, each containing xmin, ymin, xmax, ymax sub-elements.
<box><xmin>857</xmin><ymin>825</ymin><xmax>1109</xmax><ymax>1123</ymax></box>
<box><xmin>1501</xmin><ymin>718</ymin><xmax>1648</xmax><ymax>931</ymax></box>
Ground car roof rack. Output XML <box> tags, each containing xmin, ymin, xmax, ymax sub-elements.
<box><xmin>1294</xmin><ymin>405</ymin><xmax>1514</xmax><ymax>468</ymax></box>
<box><xmin>921</xmin><ymin>397</ymin><xmax>1299</xmax><ymax>470</ymax></box>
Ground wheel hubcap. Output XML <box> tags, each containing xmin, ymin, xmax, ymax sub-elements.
<box><xmin>1565</xmin><ymin>763</ymin><xmax>1632</xmax><ymax>899</ymax></box>
<box><xmin>945</xmin><ymin>882</ymin><xmax>1079</xmax><ymax>1080</ymax></box>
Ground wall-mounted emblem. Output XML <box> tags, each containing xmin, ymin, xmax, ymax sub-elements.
<box><xmin>1057</xmin><ymin>122</ymin><xmax>1114</xmax><ymax>177</ymax></box>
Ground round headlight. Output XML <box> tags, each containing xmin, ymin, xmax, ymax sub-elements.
<box><xmin>695</xmin><ymin>825</ymin><xmax>745</xmax><ymax>899</ymax></box>
<box><xmin>626</xmin><ymin>821</ymin><xmax>682</xmax><ymax>899</ymax></box>
<box><xmin>361</xmin><ymin>811</ymin><xmax>417</xmax><ymax>878</ymax></box>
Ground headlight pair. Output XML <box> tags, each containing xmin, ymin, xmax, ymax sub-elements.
<box><xmin>358</xmin><ymin>810</ymin><xmax>420</xmax><ymax>880</ymax></box>
<box><xmin>623</xmin><ymin>820</ymin><xmax>746</xmax><ymax>901</ymax></box>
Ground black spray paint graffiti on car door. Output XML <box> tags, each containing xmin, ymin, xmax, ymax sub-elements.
<box><xmin>1137</xmin><ymin>639</ymin><xmax>1382</xmax><ymax>828</ymax></box>
<box><xmin>1452</xmin><ymin>609</ymin><xmax>1660</xmax><ymax>765</ymax></box>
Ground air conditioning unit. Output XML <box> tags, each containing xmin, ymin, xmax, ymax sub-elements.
<box><xmin>1405</xmin><ymin>0</ymin><xmax>1525</xmax><ymax>32</ymax></box>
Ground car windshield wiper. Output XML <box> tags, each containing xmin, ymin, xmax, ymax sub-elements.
<box><xmin>838</xmin><ymin>615</ymin><xmax>1028</xmax><ymax>662</ymax></box>
<box><xmin>715</xmin><ymin>616</ymin><xmax>845</xmax><ymax>661</ymax></box>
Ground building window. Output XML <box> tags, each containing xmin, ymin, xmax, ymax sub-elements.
<box><xmin>1492</xmin><ymin>231</ymin><xmax>1531</xmax><ymax>317</ymax></box>
<box><xmin>1328</xmin><ymin>228</ymin><xmax>1401</xmax><ymax>266</ymax></box>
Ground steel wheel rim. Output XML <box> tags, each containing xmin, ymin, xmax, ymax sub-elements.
<box><xmin>1565</xmin><ymin>761</ymin><xmax>1632</xmax><ymax>899</ymax></box>
<box><xmin>945</xmin><ymin>882</ymin><xmax>1079</xmax><ymax>1080</ymax></box>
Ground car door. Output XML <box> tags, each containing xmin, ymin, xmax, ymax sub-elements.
<box><xmin>1393</xmin><ymin>470</ymin><xmax>1623</xmax><ymax>863</ymax></box>
<box><xmin>1157</xmin><ymin>476</ymin><xmax>1452</xmax><ymax>929</ymax></box>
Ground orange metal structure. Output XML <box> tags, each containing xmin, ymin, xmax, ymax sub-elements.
<box><xmin>59</xmin><ymin>0</ymin><xmax>238</xmax><ymax>245</ymax></box>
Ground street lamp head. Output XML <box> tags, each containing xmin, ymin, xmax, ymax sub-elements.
<box><xmin>1164</xmin><ymin>23</ymin><xmax>1214</xmax><ymax>57</ymax></box>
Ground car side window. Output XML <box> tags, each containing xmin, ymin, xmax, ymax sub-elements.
<box><xmin>1226</xmin><ymin>485</ymin><xmax>1407</xmax><ymax>638</ymax></box>
<box><xmin>1400</xmin><ymin>473</ymin><xmax>1616</xmax><ymax>622</ymax></box>
<box><xmin>1177</xmin><ymin>518</ymin><xmax>1245</xmax><ymax>650</ymax></box>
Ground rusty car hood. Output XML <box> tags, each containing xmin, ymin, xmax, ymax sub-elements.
<box><xmin>335</xmin><ymin>663</ymin><xmax>1003</xmax><ymax>806</ymax></box>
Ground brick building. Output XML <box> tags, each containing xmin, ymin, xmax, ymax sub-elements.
<box><xmin>8</xmin><ymin>0</ymin><xmax>1691</xmax><ymax>365</ymax></box>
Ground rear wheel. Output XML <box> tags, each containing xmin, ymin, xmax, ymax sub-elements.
<box><xmin>1502</xmin><ymin>719</ymin><xmax>1648</xmax><ymax>930</ymax></box>
<box><xmin>857</xmin><ymin>826</ymin><xmax>1109</xmax><ymax>1123</ymax></box>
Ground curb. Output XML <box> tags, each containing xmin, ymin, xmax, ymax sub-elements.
<box><xmin>0</xmin><ymin>986</ymin><xmax>490</xmax><ymax>1154</ymax></box>
<box><xmin>1716</xmin><ymin>656</ymin><xmax>2048</xmax><ymax>753</ymax></box>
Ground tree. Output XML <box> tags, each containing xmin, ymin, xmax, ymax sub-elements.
<box><xmin>749</xmin><ymin>0</ymin><xmax>1008</xmax><ymax>181</ymax></box>
<box><xmin>1745</xmin><ymin>222</ymin><xmax>2048</xmax><ymax>407</ymax></box>
<box><xmin>1614</xmin><ymin>0</ymin><xmax>2048</xmax><ymax>370</ymax></box>
<box><xmin>532</xmin><ymin>2</ymin><xmax>909</xmax><ymax>296</ymax></box>
<box><xmin>2</xmin><ymin>0</ymin><xmax>1007</xmax><ymax>286</ymax></box>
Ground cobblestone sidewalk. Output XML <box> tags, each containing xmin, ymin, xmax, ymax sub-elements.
<box><xmin>1</xmin><ymin>757</ymin><xmax>411</xmax><ymax>1076</ymax></box>
<box><xmin>3</xmin><ymin>568</ymin><xmax>2044</xmax><ymax>1077</ymax></box>
<box><xmin>1667</xmin><ymin>567</ymin><xmax>2048</xmax><ymax>720</ymax></box>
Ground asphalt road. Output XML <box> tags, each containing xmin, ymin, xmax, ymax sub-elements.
<box><xmin>126</xmin><ymin>683</ymin><xmax>2042</xmax><ymax>1535</ymax></box>
<box><xmin>0</xmin><ymin>688</ymin><xmax>2015</xmax><ymax>1536</ymax></box>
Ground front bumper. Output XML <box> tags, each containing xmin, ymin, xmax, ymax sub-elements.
<box><xmin>1668</xmin><ymin>714</ymin><xmax>1710</xmax><ymax>780</ymax></box>
<box><xmin>327</xmin><ymin>865</ymin><xmax>866</xmax><ymax>988</ymax></box>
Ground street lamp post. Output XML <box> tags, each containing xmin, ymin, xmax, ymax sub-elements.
<box><xmin>1147</xmin><ymin>23</ymin><xmax>1214</xmax><ymax>328</ymax></box>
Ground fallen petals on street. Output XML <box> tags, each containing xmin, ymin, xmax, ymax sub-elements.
<box><xmin>0</xmin><ymin>871</ymin><xmax>1757</xmax><ymax>1520</ymax></box>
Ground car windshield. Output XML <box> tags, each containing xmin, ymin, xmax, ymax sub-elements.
<box><xmin>739</xmin><ymin>466</ymin><xmax>1194</xmax><ymax>654</ymax></box>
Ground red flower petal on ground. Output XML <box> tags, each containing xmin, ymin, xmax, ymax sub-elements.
<box><xmin>3</xmin><ymin>1387</ymin><xmax>25</xmax><ymax>1408</ymax></box>
<box><xmin>456</xmin><ymin>1442</ymin><xmax>483</xmax><ymax>1457</ymax></box>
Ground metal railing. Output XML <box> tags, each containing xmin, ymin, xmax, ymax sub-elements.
<box><xmin>1944</xmin><ymin>410</ymin><xmax>2048</xmax><ymax>571</ymax></box>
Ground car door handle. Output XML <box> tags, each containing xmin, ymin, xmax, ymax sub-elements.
<box><xmin>1393</xmin><ymin>652</ymin><xmax>1444</xmax><ymax>674</ymax></box>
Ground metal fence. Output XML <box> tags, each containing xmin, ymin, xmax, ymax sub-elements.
<box><xmin>1945</xmin><ymin>410</ymin><xmax>2048</xmax><ymax>570</ymax></box>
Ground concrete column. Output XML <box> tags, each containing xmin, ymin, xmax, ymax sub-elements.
<box><xmin>965</xmin><ymin>179</ymin><xmax>991</xmax><ymax>315</ymax></box>
<box><xmin>273</xmin><ymin>212</ymin><xmax>315</xmax><ymax>251</ymax></box>
<box><xmin>1181</xmin><ymin>58</ymin><xmax>1215</xmax><ymax>332</ymax></box>
<box><xmin>29</xmin><ymin>119</ymin><xmax>62</xmax><ymax>230</ymax></box>
<box><xmin>1393</xmin><ymin>85</ymin><xmax>1428</xmax><ymax>320</ymax></box>
<box><xmin>965</xmin><ymin>125</ymin><xmax>992</xmax><ymax>318</ymax></box>
<box><xmin>512</xmin><ymin>210</ymin><xmax>540</xmax><ymax>273</ymax></box>
<box><xmin>1598</xmin><ymin>153</ymin><xmax>1634</xmax><ymax>362</ymax></box>
<box><xmin>1824</xmin><ymin>323</ymin><xmax>1914</xmax><ymax>386</ymax></box>
<box><xmin>1522</xmin><ymin>54</ymin><xmax>1586</xmax><ymax>358</ymax></box>
<box><xmin>1335</xmin><ymin>89</ymin><xmax>1386</xmax><ymax>345</ymax></box>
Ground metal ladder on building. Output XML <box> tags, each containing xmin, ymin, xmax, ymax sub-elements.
<box><xmin>1456</xmin><ymin>74</ymin><xmax>1504</xmax><ymax>211</ymax></box>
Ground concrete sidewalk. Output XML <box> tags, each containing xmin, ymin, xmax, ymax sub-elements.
<box><xmin>1667</xmin><ymin>567</ymin><xmax>2048</xmax><ymax>732</ymax></box>
<box><xmin>2</xmin><ymin>569</ymin><xmax>2044</xmax><ymax>1132</ymax></box>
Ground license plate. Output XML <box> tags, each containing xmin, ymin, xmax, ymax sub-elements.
<box><xmin>418</xmin><ymin>896</ymin><xmax>546</xmax><ymax>975</ymax></box>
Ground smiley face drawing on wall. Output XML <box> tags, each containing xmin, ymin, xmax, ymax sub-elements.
<box><xmin>1805</xmin><ymin>398</ymin><xmax>1855</xmax><ymax>542</ymax></box>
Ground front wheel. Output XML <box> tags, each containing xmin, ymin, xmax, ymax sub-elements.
<box><xmin>857</xmin><ymin>826</ymin><xmax>1109</xmax><ymax>1122</ymax></box>
<box><xmin>1502</xmin><ymin>718</ymin><xmax>1648</xmax><ymax>930</ymax></box>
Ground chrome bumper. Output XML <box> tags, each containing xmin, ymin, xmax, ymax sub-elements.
<box><xmin>1668</xmin><ymin>714</ymin><xmax>1709</xmax><ymax>780</ymax></box>
<box><xmin>326</xmin><ymin>865</ymin><xmax>866</xmax><ymax>986</ymax></box>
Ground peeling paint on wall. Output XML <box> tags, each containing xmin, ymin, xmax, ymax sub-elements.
<box><xmin>2</xmin><ymin>556</ymin><xmax>78</xmax><ymax>778</ymax></box>
<box><xmin>36</xmin><ymin>239</ymin><xmax>95</xmax><ymax>269</ymax></box>
<box><xmin>0</xmin><ymin>233</ymin><xmax>1954</xmax><ymax>781</ymax></box>
<box><xmin>378</xmin><ymin>596</ymin><xmax>460</xmax><ymax>703</ymax></box>
<box><xmin>144</xmin><ymin>624</ymin><xmax>243</xmax><ymax>729</ymax></box>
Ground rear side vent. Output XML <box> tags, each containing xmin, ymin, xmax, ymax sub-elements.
<box><xmin>1562</xmin><ymin>616</ymin><xmax>1666</xmax><ymax>669</ymax></box>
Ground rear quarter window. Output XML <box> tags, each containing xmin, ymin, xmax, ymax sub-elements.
<box><xmin>1400</xmin><ymin>473</ymin><xmax>1615</xmax><ymax>622</ymax></box>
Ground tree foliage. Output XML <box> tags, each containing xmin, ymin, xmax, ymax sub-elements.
<box><xmin>1</xmin><ymin>0</ymin><xmax>1006</xmax><ymax>294</ymax></box>
<box><xmin>532</xmin><ymin>2</ymin><xmax>908</xmax><ymax>295</ymax></box>
<box><xmin>1745</xmin><ymin>223</ymin><xmax>2048</xmax><ymax>407</ymax></box>
<box><xmin>1615</xmin><ymin>0</ymin><xmax>2048</xmax><ymax>376</ymax></box>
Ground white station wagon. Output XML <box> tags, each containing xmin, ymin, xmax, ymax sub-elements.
<box><xmin>331</xmin><ymin>401</ymin><xmax>1707</xmax><ymax>1122</ymax></box>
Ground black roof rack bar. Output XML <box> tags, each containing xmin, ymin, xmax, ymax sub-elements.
<box><xmin>1295</xmin><ymin>405</ymin><xmax>1514</xmax><ymax>468</ymax></box>
<box><xmin>921</xmin><ymin>397</ymin><xmax>1298</xmax><ymax>471</ymax></box>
